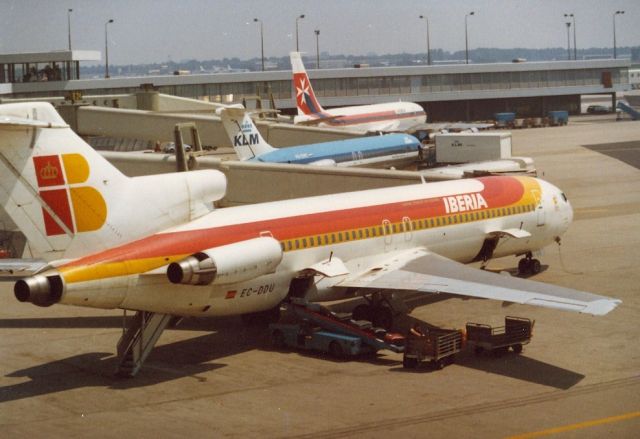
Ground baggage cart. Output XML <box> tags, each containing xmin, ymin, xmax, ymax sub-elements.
<box><xmin>466</xmin><ymin>316</ymin><xmax>533</xmax><ymax>355</ymax></box>
<box><xmin>402</xmin><ymin>328</ymin><xmax>463</xmax><ymax>370</ymax></box>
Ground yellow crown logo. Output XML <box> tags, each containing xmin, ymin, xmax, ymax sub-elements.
<box><xmin>40</xmin><ymin>162</ymin><xmax>59</xmax><ymax>180</ymax></box>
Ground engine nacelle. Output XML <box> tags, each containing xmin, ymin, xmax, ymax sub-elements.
<box><xmin>14</xmin><ymin>272</ymin><xmax>64</xmax><ymax>307</ymax></box>
<box><xmin>167</xmin><ymin>237</ymin><xmax>283</xmax><ymax>286</ymax></box>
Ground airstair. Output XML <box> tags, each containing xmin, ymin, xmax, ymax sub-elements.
<box><xmin>115</xmin><ymin>311</ymin><xmax>173</xmax><ymax>377</ymax></box>
<box><xmin>616</xmin><ymin>101</ymin><xmax>640</xmax><ymax>120</ymax></box>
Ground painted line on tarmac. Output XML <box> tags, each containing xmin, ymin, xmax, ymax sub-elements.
<box><xmin>505</xmin><ymin>410</ymin><xmax>640</xmax><ymax>438</ymax></box>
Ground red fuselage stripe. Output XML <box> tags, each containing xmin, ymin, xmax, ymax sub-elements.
<box><xmin>62</xmin><ymin>177</ymin><xmax>525</xmax><ymax>267</ymax></box>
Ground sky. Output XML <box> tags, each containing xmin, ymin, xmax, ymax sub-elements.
<box><xmin>1</xmin><ymin>0</ymin><xmax>639</xmax><ymax>65</ymax></box>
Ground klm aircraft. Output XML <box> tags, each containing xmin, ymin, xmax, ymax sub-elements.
<box><xmin>220</xmin><ymin>108</ymin><xmax>421</xmax><ymax>167</ymax></box>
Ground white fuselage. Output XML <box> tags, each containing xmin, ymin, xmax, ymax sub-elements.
<box><xmin>56</xmin><ymin>176</ymin><xmax>572</xmax><ymax>318</ymax></box>
<box><xmin>294</xmin><ymin>101</ymin><xmax>426</xmax><ymax>132</ymax></box>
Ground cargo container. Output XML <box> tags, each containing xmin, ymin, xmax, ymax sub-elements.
<box><xmin>434</xmin><ymin>132</ymin><xmax>512</xmax><ymax>164</ymax></box>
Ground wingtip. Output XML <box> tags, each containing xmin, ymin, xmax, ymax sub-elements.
<box><xmin>584</xmin><ymin>299</ymin><xmax>622</xmax><ymax>316</ymax></box>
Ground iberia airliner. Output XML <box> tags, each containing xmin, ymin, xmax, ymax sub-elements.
<box><xmin>0</xmin><ymin>103</ymin><xmax>619</xmax><ymax>376</ymax></box>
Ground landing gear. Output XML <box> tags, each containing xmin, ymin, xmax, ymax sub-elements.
<box><xmin>518</xmin><ymin>253</ymin><xmax>541</xmax><ymax>276</ymax></box>
<box><xmin>350</xmin><ymin>294</ymin><xmax>397</xmax><ymax>330</ymax></box>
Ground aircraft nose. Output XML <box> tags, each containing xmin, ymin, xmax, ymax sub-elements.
<box><xmin>558</xmin><ymin>190</ymin><xmax>573</xmax><ymax>234</ymax></box>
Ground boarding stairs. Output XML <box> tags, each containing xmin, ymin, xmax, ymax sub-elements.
<box><xmin>616</xmin><ymin>101</ymin><xmax>640</xmax><ymax>121</ymax></box>
<box><xmin>116</xmin><ymin>311</ymin><xmax>173</xmax><ymax>377</ymax></box>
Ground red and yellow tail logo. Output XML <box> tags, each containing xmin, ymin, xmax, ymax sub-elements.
<box><xmin>33</xmin><ymin>154</ymin><xmax>107</xmax><ymax>236</ymax></box>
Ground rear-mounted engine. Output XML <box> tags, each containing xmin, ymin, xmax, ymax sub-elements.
<box><xmin>167</xmin><ymin>236</ymin><xmax>283</xmax><ymax>286</ymax></box>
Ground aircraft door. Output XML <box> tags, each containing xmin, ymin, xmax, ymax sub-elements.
<box><xmin>402</xmin><ymin>216</ymin><xmax>413</xmax><ymax>242</ymax></box>
<box><xmin>382</xmin><ymin>219</ymin><xmax>393</xmax><ymax>250</ymax></box>
<box><xmin>531</xmin><ymin>189</ymin><xmax>545</xmax><ymax>226</ymax></box>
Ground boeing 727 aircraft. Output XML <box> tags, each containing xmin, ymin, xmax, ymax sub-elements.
<box><xmin>290</xmin><ymin>52</ymin><xmax>427</xmax><ymax>131</ymax></box>
<box><xmin>220</xmin><ymin>108</ymin><xmax>421</xmax><ymax>167</ymax></box>
<box><xmin>0</xmin><ymin>103</ymin><xmax>619</xmax><ymax>376</ymax></box>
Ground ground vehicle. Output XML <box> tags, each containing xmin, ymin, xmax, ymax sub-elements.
<box><xmin>548</xmin><ymin>110</ymin><xmax>569</xmax><ymax>126</ymax></box>
<box><xmin>466</xmin><ymin>316</ymin><xmax>533</xmax><ymax>355</ymax></box>
<box><xmin>586</xmin><ymin>105</ymin><xmax>610</xmax><ymax>114</ymax></box>
<box><xmin>402</xmin><ymin>328</ymin><xmax>464</xmax><ymax>369</ymax></box>
<box><xmin>269</xmin><ymin>323</ymin><xmax>374</xmax><ymax>358</ymax></box>
<box><xmin>268</xmin><ymin>300</ymin><xmax>405</xmax><ymax>358</ymax></box>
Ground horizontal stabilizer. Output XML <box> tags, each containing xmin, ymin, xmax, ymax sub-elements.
<box><xmin>0</xmin><ymin>259</ymin><xmax>49</xmax><ymax>279</ymax></box>
<box><xmin>0</xmin><ymin>115</ymin><xmax>67</xmax><ymax>129</ymax></box>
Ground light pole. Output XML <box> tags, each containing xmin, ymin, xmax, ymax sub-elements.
<box><xmin>613</xmin><ymin>10</ymin><xmax>624</xmax><ymax>59</ymax></box>
<box><xmin>295</xmin><ymin>14</ymin><xmax>305</xmax><ymax>52</ymax></box>
<box><xmin>465</xmin><ymin>12</ymin><xmax>475</xmax><ymax>64</ymax></box>
<box><xmin>419</xmin><ymin>15</ymin><xmax>431</xmax><ymax>66</ymax></box>
<box><xmin>67</xmin><ymin>8</ymin><xmax>73</xmax><ymax>51</ymax></box>
<box><xmin>314</xmin><ymin>29</ymin><xmax>320</xmax><ymax>69</ymax></box>
<box><xmin>565</xmin><ymin>22</ymin><xmax>571</xmax><ymax>61</ymax></box>
<box><xmin>564</xmin><ymin>13</ymin><xmax>576</xmax><ymax>60</ymax></box>
<box><xmin>253</xmin><ymin>18</ymin><xmax>264</xmax><ymax>71</ymax></box>
<box><xmin>104</xmin><ymin>19</ymin><xmax>114</xmax><ymax>78</ymax></box>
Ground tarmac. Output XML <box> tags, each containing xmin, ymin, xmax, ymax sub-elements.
<box><xmin>1</xmin><ymin>114</ymin><xmax>639</xmax><ymax>438</ymax></box>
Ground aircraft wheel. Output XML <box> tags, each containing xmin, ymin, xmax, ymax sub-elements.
<box><xmin>512</xmin><ymin>344</ymin><xmax>523</xmax><ymax>354</ymax></box>
<box><xmin>518</xmin><ymin>258</ymin><xmax>531</xmax><ymax>275</ymax></box>
<box><xmin>372</xmin><ymin>306</ymin><xmax>393</xmax><ymax>330</ymax></box>
<box><xmin>352</xmin><ymin>304</ymin><xmax>373</xmax><ymax>322</ymax></box>
<box><xmin>530</xmin><ymin>259</ymin><xmax>541</xmax><ymax>274</ymax></box>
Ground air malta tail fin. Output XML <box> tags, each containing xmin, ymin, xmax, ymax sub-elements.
<box><xmin>0</xmin><ymin>102</ymin><xmax>226</xmax><ymax>261</ymax></box>
<box><xmin>290</xmin><ymin>51</ymin><xmax>326</xmax><ymax>116</ymax></box>
<box><xmin>219</xmin><ymin>108</ymin><xmax>276</xmax><ymax>160</ymax></box>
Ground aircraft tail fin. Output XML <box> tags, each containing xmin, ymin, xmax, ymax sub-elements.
<box><xmin>290</xmin><ymin>51</ymin><xmax>326</xmax><ymax>116</ymax></box>
<box><xmin>219</xmin><ymin>108</ymin><xmax>276</xmax><ymax>160</ymax></box>
<box><xmin>0</xmin><ymin>102</ymin><xmax>226</xmax><ymax>261</ymax></box>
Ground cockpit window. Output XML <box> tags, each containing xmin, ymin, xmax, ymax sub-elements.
<box><xmin>561</xmin><ymin>193</ymin><xmax>568</xmax><ymax>202</ymax></box>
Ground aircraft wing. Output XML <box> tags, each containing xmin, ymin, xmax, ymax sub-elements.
<box><xmin>337</xmin><ymin>249</ymin><xmax>620</xmax><ymax>316</ymax></box>
<box><xmin>0</xmin><ymin>115</ymin><xmax>67</xmax><ymax>129</ymax></box>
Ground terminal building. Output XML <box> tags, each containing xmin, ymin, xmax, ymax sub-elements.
<box><xmin>0</xmin><ymin>50</ymin><xmax>631</xmax><ymax>121</ymax></box>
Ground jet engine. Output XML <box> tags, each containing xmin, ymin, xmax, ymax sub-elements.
<box><xmin>167</xmin><ymin>236</ymin><xmax>283</xmax><ymax>286</ymax></box>
<box><xmin>14</xmin><ymin>272</ymin><xmax>64</xmax><ymax>307</ymax></box>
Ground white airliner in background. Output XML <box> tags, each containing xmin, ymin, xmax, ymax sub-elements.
<box><xmin>220</xmin><ymin>108</ymin><xmax>421</xmax><ymax>167</ymax></box>
<box><xmin>0</xmin><ymin>103</ymin><xmax>619</xmax><ymax>376</ymax></box>
<box><xmin>290</xmin><ymin>52</ymin><xmax>427</xmax><ymax>132</ymax></box>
